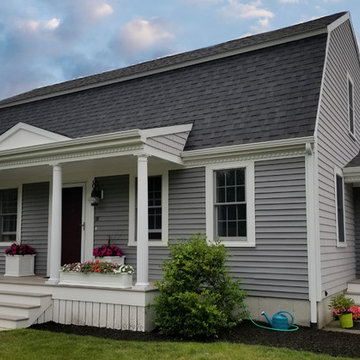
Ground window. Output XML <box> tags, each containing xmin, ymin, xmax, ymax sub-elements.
<box><xmin>148</xmin><ymin>176</ymin><xmax>162</xmax><ymax>240</ymax></box>
<box><xmin>215</xmin><ymin>169</ymin><xmax>246</xmax><ymax>238</ymax></box>
<box><xmin>335</xmin><ymin>173</ymin><xmax>345</xmax><ymax>245</ymax></box>
<box><xmin>128</xmin><ymin>172</ymin><xmax>169</xmax><ymax>246</ymax></box>
<box><xmin>206</xmin><ymin>161</ymin><xmax>255</xmax><ymax>247</ymax></box>
<box><xmin>0</xmin><ymin>189</ymin><xmax>18</xmax><ymax>242</ymax></box>
<box><xmin>348</xmin><ymin>77</ymin><xmax>355</xmax><ymax>137</ymax></box>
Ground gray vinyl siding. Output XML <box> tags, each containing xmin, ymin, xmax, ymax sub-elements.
<box><xmin>228</xmin><ymin>157</ymin><xmax>308</xmax><ymax>299</ymax></box>
<box><xmin>147</xmin><ymin>167</ymin><xmax>207</xmax><ymax>280</ymax></box>
<box><xmin>21</xmin><ymin>182</ymin><xmax>50</xmax><ymax>275</ymax></box>
<box><xmin>168</xmin><ymin>167</ymin><xmax>206</xmax><ymax>240</ymax></box>
<box><xmin>92</xmin><ymin>159</ymin><xmax>308</xmax><ymax>298</ymax></box>
<box><xmin>316</xmin><ymin>20</ymin><xmax>360</xmax><ymax>297</ymax></box>
<box><xmin>93</xmin><ymin>175</ymin><xmax>135</xmax><ymax>268</ymax></box>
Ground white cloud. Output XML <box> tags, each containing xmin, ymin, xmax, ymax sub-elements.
<box><xmin>14</xmin><ymin>18</ymin><xmax>61</xmax><ymax>33</ymax></box>
<box><xmin>44</xmin><ymin>18</ymin><xmax>61</xmax><ymax>30</ymax></box>
<box><xmin>118</xmin><ymin>18</ymin><xmax>176</xmax><ymax>59</ymax></box>
<box><xmin>279</xmin><ymin>0</ymin><xmax>299</xmax><ymax>3</ymax></box>
<box><xmin>220</xmin><ymin>0</ymin><xmax>275</xmax><ymax>20</ymax></box>
<box><xmin>93</xmin><ymin>3</ymin><xmax>114</xmax><ymax>17</ymax></box>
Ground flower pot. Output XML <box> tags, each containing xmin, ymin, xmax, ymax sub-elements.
<box><xmin>339</xmin><ymin>313</ymin><xmax>353</xmax><ymax>328</ymax></box>
<box><xmin>94</xmin><ymin>256</ymin><xmax>125</xmax><ymax>265</ymax></box>
<box><xmin>59</xmin><ymin>271</ymin><xmax>133</xmax><ymax>288</ymax></box>
<box><xmin>4</xmin><ymin>254</ymin><xmax>36</xmax><ymax>276</ymax></box>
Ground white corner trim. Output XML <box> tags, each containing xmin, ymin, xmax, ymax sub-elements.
<box><xmin>141</xmin><ymin>124</ymin><xmax>193</xmax><ymax>138</ymax></box>
<box><xmin>128</xmin><ymin>171</ymin><xmax>169</xmax><ymax>247</ymax></box>
<box><xmin>205</xmin><ymin>160</ymin><xmax>255</xmax><ymax>247</ymax></box>
<box><xmin>305</xmin><ymin>149</ymin><xmax>320</xmax><ymax>324</ymax></box>
<box><xmin>334</xmin><ymin>166</ymin><xmax>346</xmax><ymax>247</ymax></box>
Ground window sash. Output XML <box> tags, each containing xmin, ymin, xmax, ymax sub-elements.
<box><xmin>0</xmin><ymin>189</ymin><xmax>18</xmax><ymax>242</ymax></box>
<box><xmin>135</xmin><ymin>175</ymin><xmax>162</xmax><ymax>241</ymax></box>
<box><xmin>214</xmin><ymin>168</ymin><xmax>246</xmax><ymax>239</ymax></box>
<box><xmin>348</xmin><ymin>79</ymin><xmax>355</xmax><ymax>135</ymax></box>
<box><xmin>336</xmin><ymin>174</ymin><xmax>345</xmax><ymax>243</ymax></box>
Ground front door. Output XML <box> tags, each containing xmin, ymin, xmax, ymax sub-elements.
<box><xmin>61</xmin><ymin>187</ymin><xmax>83</xmax><ymax>265</ymax></box>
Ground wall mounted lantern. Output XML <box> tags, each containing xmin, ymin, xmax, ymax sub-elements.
<box><xmin>90</xmin><ymin>179</ymin><xmax>103</xmax><ymax>206</ymax></box>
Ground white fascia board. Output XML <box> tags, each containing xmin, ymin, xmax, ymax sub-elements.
<box><xmin>0</xmin><ymin>129</ymin><xmax>144</xmax><ymax>168</ymax></box>
<box><xmin>0</xmin><ymin>30</ymin><xmax>327</xmax><ymax>109</ymax></box>
<box><xmin>182</xmin><ymin>136</ymin><xmax>314</xmax><ymax>162</ymax></box>
<box><xmin>0</xmin><ymin>122</ymin><xmax>70</xmax><ymax>143</ymax></box>
<box><xmin>327</xmin><ymin>13</ymin><xmax>349</xmax><ymax>32</ymax></box>
<box><xmin>140</xmin><ymin>124</ymin><xmax>193</xmax><ymax>138</ymax></box>
<box><xmin>343</xmin><ymin>166</ymin><xmax>360</xmax><ymax>183</ymax></box>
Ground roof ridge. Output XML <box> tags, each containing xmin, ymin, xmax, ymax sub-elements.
<box><xmin>0</xmin><ymin>11</ymin><xmax>347</xmax><ymax>108</ymax></box>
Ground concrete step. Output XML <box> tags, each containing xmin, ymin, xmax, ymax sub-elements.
<box><xmin>0</xmin><ymin>302</ymin><xmax>40</xmax><ymax>318</ymax></box>
<box><xmin>0</xmin><ymin>291</ymin><xmax>51</xmax><ymax>306</ymax></box>
<box><xmin>345</xmin><ymin>292</ymin><xmax>360</xmax><ymax>305</ymax></box>
<box><xmin>0</xmin><ymin>290</ymin><xmax>52</xmax><ymax>329</ymax></box>
<box><xmin>0</xmin><ymin>314</ymin><xmax>29</xmax><ymax>329</ymax></box>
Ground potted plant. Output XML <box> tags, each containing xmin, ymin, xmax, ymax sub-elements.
<box><xmin>329</xmin><ymin>293</ymin><xmax>355</xmax><ymax>328</ymax></box>
<box><xmin>4</xmin><ymin>242</ymin><xmax>36</xmax><ymax>277</ymax></box>
<box><xmin>93</xmin><ymin>238</ymin><xmax>125</xmax><ymax>265</ymax></box>
<box><xmin>59</xmin><ymin>260</ymin><xmax>134</xmax><ymax>288</ymax></box>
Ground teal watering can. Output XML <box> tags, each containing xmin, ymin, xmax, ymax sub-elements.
<box><xmin>261</xmin><ymin>311</ymin><xmax>294</xmax><ymax>330</ymax></box>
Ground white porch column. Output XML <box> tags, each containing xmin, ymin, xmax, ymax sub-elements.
<box><xmin>47</xmin><ymin>164</ymin><xmax>62</xmax><ymax>284</ymax></box>
<box><xmin>136</xmin><ymin>154</ymin><xmax>149</xmax><ymax>287</ymax></box>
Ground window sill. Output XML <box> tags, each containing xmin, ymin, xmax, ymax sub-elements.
<box><xmin>127</xmin><ymin>241</ymin><xmax>169</xmax><ymax>247</ymax></box>
<box><xmin>0</xmin><ymin>242</ymin><xmax>14</xmax><ymax>247</ymax></box>
<box><xmin>219</xmin><ymin>240</ymin><xmax>256</xmax><ymax>248</ymax></box>
<box><xmin>336</xmin><ymin>242</ymin><xmax>347</xmax><ymax>248</ymax></box>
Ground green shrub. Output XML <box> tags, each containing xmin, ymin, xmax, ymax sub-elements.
<box><xmin>153</xmin><ymin>234</ymin><xmax>246</xmax><ymax>338</ymax></box>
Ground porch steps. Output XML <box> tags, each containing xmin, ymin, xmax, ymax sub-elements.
<box><xmin>0</xmin><ymin>290</ymin><xmax>52</xmax><ymax>329</ymax></box>
<box><xmin>346</xmin><ymin>280</ymin><xmax>360</xmax><ymax>304</ymax></box>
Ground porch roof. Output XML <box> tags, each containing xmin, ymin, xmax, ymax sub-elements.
<box><xmin>0</xmin><ymin>123</ymin><xmax>192</xmax><ymax>170</ymax></box>
<box><xmin>343</xmin><ymin>151</ymin><xmax>360</xmax><ymax>183</ymax></box>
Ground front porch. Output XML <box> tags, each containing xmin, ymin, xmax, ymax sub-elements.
<box><xmin>0</xmin><ymin>275</ymin><xmax>157</xmax><ymax>331</ymax></box>
<box><xmin>0</xmin><ymin>123</ymin><xmax>193</xmax><ymax>330</ymax></box>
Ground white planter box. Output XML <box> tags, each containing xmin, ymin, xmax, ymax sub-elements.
<box><xmin>4</xmin><ymin>254</ymin><xmax>36</xmax><ymax>277</ymax></box>
<box><xmin>94</xmin><ymin>256</ymin><xmax>125</xmax><ymax>265</ymax></box>
<box><xmin>59</xmin><ymin>271</ymin><xmax>133</xmax><ymax>288</ymax></box>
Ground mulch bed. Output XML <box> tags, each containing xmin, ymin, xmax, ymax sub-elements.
<box><xmin>30</xmin><ymin>320</ymin><xmax>360</xmax><ymax>358</ymax></box>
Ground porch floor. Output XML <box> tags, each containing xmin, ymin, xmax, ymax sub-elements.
<box><xmin>0</xmin><ymin>275</ymin><xmax>48</xmax><ymax>286</ymax></box>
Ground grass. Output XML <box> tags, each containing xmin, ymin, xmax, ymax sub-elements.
<box><xmin>0</xmin><ymin>329</ymin><xmax>353</xmax><ymax>360</ymax></box>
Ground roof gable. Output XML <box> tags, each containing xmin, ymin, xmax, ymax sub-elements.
<box><xmin>0</xmin><ymin>122</ymin><xmax>70</xmax><ymax>151</ymax></box>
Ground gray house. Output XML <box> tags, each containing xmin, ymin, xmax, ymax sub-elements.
<box><xmin>0</xmin><ymin>11</ymin><xmax>358</xmax><ymax>330</ymax></box>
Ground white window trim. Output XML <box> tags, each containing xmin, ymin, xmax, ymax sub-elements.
<box><xmin>347</xmin><ymin>73</ymin><xmax>356</xmax><ymax>139</ymax></box>
<box><xmin>128</xmin><ymin>171</ymin><xmax>169</xmax><ymax>247</ymax></box>
<box><xmin>0</xmin><ymin>185</ymin><xmax>22</xmax><ymax>247</ymax></box>
<box><xmin>334</xmin><ymin>167</ymin><xmax>346</xmax><ymax>247</ymax></box>
<box><xmin>206</xmin><ymin>161</ymin><xmax>255</xmax><ymax>247</ymax></box>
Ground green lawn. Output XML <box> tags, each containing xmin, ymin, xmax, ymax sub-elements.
<box><xmin>0</xmin><ymin>329</ymin><xmax>352</xmax><ymax>360</ymax></box>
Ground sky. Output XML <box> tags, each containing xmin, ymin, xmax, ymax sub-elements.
<box><xmin>1</xmin><ymin>0</ymin><xmax>359</xmax><ymax>100</ymax></box>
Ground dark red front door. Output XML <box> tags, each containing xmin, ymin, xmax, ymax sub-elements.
<box><xmin>61</xmin><ymin>187</ymin><xmax>83</xmax><ymax>265</ymax></box>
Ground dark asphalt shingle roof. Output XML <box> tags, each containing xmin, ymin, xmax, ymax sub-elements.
<box><xmin>0</xmin><ymin>12</ymin><xmax>345</xmax><ymax>107</ymax></box>
<box><xmin>0</xmin><ymin>33</ymin><xmax>328</xmax><ymax>150</ymax></box>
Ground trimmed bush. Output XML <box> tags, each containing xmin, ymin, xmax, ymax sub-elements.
<box><xmin>153</xmin><ymin>234</ymin><xmax>246</xmax><ymax>338</ymax></box>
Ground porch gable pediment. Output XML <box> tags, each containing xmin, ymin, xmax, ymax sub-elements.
<box><xmin>0</xmin><ymin>122</ymin><xmax>70</xmax><ymax>151</ymax></box>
